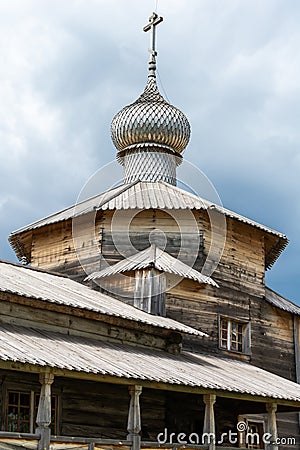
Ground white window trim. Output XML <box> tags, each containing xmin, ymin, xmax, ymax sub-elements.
<box><xmin>218</xmin><ymin>315</ymin><xmax>251</xmax><ymax>355</ymax></box>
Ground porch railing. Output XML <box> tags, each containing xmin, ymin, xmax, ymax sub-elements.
<box><xmin>0</xmin><ymin>433</ymin><xmax>250</xmax><ymax>450</ymax></box>
<box><xmin>0</xmin><ymin>432</ymin><xmax>131</xmax><ymax>449</ymax></box>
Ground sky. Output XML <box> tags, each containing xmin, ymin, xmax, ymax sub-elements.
<box><xmin>0</xmin><ymin>0</ymin><xmax>299</xmax><ymax>303</ymax></box>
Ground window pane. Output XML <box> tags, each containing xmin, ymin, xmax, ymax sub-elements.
<box><xmin>221</xmin><ymin>319</ymin><xmax>228</xmax><ymax>330</ymax></box>
<box><xmin>222</xmin><ymin>330</ymin><xmax>227</xmax><ymax>339</ymax></box>
<box><xmin>19</xmin><ymin>421</ymin><xmax>30</xmax><ymax>433</ymax></box>
<box><xmin>8</xmin><ymin>421</ymin><xmax>18</xmax><ymax>432</ymax></box>
<box><xmin>8</xmin><ymin>406</ymin><xmax>18</xmax><ymax>420</ymax></box>
<box><xmin>20</xmin><ymin>393</ymin><xmax>30</xmax><ymax>406</ymax></box>
<box><xmin>231</xmin><ymin>340</ymin><xmax>237</xmax><ymax>351</ymax></box>
<box><xmin>8</xmin><ymin>392</ymin><xmax>18</xmax><ymax>405</ymax></box>
<box><xmin>20</xmin><ymin>407</ymin><xmax>30</xmax><ymax>421</ymax></box>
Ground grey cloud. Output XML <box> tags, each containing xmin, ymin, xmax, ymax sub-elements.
<box><xmin>0</xmin><ymin>0</ymin><xmax>299</xmax><ymax>302</ymax></box>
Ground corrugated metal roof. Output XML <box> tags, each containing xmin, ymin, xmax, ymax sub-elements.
<box><xmin>265</xmin><ymin>287</ymin><xmax>300</xmax><ymax>316</ymax></box>
<box><xmin>86</xmin><ymin>244</ymin><xmax>218</xmax><ymax>287</ymax></box>
<box><xmin>0</xmin><ymin>261</ymin><xmax>203</xmax><ymax>336</ymax></box>
<box><xmin>9</xmin><ymin>181</ymin><xmax>287</xmax><ymax>237</ymax></box>
<box><xmin>0</xmin><ymin>322</ymin><xmax>300</xmax><ymax>403</ymax></box>
<box><xmin>9</xmin><ymin>181</ymin><xmax>288</xmax><ymax>269</ymax></box>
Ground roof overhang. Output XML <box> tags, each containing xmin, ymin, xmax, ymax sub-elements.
<box><xmin>1</xmin><ymin>323</ymin><xmax>300</xmax><ymax>408</ymax></box>
<box><xmin>8</xmin><ymin>181</ymin><xmax>288</xmax><ymax>270</ymax></box>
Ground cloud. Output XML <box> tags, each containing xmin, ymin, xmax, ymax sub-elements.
<box><xmin>0</xmin><ymin>0</ymin><xmax>299</xmax><ymax>301</ymax></box>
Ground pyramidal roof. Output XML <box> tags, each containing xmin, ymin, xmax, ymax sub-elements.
<box><xmin>9</xmin><ymin>180</ymin><xmax>288</xmax><ymax>269</ymax></box>
<box><xmin>85</xmin><ymin>243</ymin><xmax>218</xmax><ymax>287</ymax></box>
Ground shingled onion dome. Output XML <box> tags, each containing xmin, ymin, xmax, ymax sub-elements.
<box><xmin>111</xmin><ymin>13</ymin><xmax>191</xmax><ymax>186</ymax></box>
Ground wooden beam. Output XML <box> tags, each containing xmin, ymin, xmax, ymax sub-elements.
<box><xmin>0</xmin><ymin>360</ymin><xmax>300</xmax><ymax>409</ymax></box>
<box><xmin>293</xmin><ymin>316</ymin><xmax>300</xmax><ymax>431</ymax></box>
<box><xmin>266</xmin><ymin>403</ymin><xmax>278</xmax><ymax>450</ymax></box>
<box><xmin>0</xmin><ymin>291</ymin><xmax>176</xmax><ymax>340</ymax></box>
<box><xmin>36</xmin><ymin>371</ymin><xmax>54</xmax><ymax>450</ymax></box>
<box><xmin>203</xmin><ymin>394</ymin><xmax>216</xmax><ymax>450</ymax></box>
<box><xmin>127</xmin><ymin>385</ymin><xmax>142</xmax><ymax>450</ymax></box>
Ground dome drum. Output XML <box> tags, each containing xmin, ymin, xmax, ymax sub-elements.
<box><xmin>123</xmin><ymin>151</ymin><xmax>178</xmax><ymax>185</ymax></box>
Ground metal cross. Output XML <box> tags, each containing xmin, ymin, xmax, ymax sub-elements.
<box><xmin>143</xmin><ymin>12</ymin><xmax>163</xmax><ymax>78</ymax></box>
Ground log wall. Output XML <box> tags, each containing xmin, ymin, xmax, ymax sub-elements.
<box><xmin>0</xmin><ymin>295</ymin><xmax>169</xmax><ymax>352</ymax></box>
<box><xmin>25</xmin><ymin>209</ymin><xmax>299</xmax><ymax>441</ymax></box>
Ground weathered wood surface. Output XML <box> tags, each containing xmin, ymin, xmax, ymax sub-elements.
<box><xmin>276</xmin><ymin>412</ymin><xmax>299</xmax><ymax>449</ymax></box>
<box><xmin>0</xmin><ymin>439</ymin><xmax>39</xmax><ymax>449</ymax></box>
<box><xmin>25</xmin><ymin>208</ymin><xmax>298</xmax><ymax>380</ymax></box>
<box><xmin>0</xmin><ymin>436</ymin><xmax>131</xmax><ymax>450</ymax></box>
<box><xmin>0</xmin><ymin>297</ymin><xmax>168</xmax><ymax>352</ymax></box>
<box><xmin>11</xmin><ymin>206</ymin><xmax>299</xmax><ymax>444</ymax></box>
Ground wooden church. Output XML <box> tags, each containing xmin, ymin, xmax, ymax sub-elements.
<box><xmin>0</xmin><ymin>11</ymin><xmax>300</xmax><ymax>450</ymax></box>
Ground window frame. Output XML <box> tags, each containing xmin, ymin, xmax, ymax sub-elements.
<box><xmin>218</xmin><ymin>315</ymin><xmax>251</xmax><ymax>355</ymax></box>
<box><xmin>4</xmin><ymin>387</ymin><xmax>60</xmax><ymax>434</ymax></box>
<box><xmin>6</xmin><ymin>390</ymin><xmax>32</xmax><ymax>433</ymax></box>
<box><xmin>238</xmin><ymin>414</ymin><xmax>266</xmax><ymax>449</ymax></box>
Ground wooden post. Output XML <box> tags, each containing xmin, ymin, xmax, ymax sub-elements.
<box><xmin>266</xmin><ymin>403</ymin><xmax>278</xmax><ymax>450</ymax></box>
<box><xmin>127</xmin><ymin>385</ymin><xmax>142</xmax><ymax>450</ymax></box>
<box><xmin>36</xmin><ymin>372</ymin><xmax>54</xmax><ymax>450</ymax></box>
<box><xmin>203</xmin><ymin>394</ymin><xmax>216</xmax><ymax>450</ymax></box>
<box><xmin>293</xmin><ymin>316</ymin><xmax>300</xmax><ymax>429</ymax></box>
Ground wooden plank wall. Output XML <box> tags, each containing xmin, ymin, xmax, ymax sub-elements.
<box><xmin>250</xmin><ymin>302</ymin><xmax>296</xmax><ymax>380</ymax></box>
<box><xmin>60</xmin><ymin>379</ymin><xmax>128</xmax><ymax>439</ymax></box>
<box><xmin>29</xmin><ymin>209</ymin><xmax>263</xmax><ymax>293</ymax></box>
<box><xmin>0</xmin><ymin>297</ymin><xmax>168</xmax><ymax>352</ymax></box>
<box><xmin>277</xmin><ymin>412</ymin><xmax>299</xmax><ymax>450</ymax></box>
<box><xmin>28</xmin><ymin>209</ymin><xmax>295</xmax><ymax>377</ymax></box>
<box><xmin>0</xmin><ymin>371</ymin><xmax>299</xmax><ymax>446</ymax></box>
<box><xmin>27</xmin><ymin>208</ymin><xmax>299</xmax><ymax>441</ymax></box>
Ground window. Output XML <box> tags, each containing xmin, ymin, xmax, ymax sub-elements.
<box><xmin>238</xmin><ymin>415</ymin><xmax>265</xmax><ymax>449</ymax></box>
<box><xmin>7</xmin><ymin>392</ymin><xmax>31</xmax><ymax>432</ymax></box>
<box><xmin>6</xmin><ymin>390</ymin><xmax>58</xmax><ymax>434</ymax></box>
<box><xmin>219</xmin><ymin>317</ymin><xmax>251</xmax><ymax>354</ymax></box>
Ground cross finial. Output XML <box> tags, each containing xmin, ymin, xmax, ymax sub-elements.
<box><xmin>143</xmin><ymin>12</ymin><xmax>163</xmax><ymax>78</ymax></box>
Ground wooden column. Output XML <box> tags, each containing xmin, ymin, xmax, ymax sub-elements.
<box><xmin>266</xmin><ymin>403</ymin><xmax>278</xmax><ymax>450</ymax></box>
<box><xmin>293</xmin><ymin>316</ymin><xmax>300</xmax><ymax>429</ymax></box>
<box><xmin>203</xmin><ymin>394</ymin><xmax>216</xmax><ymax>450</ymax></box>
<box><xmin>36</xmin><ymin>372</ymin><xmax>54</xmax><ymax>450</ymax></box>
<box><xmin>127</xmin><ymin>385</ymin><xmax>142</xmax><ymax>450</ymax></box>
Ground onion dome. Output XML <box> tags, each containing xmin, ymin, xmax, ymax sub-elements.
<box><xmin>111</xmin><ymin>77</ymin><xmax>191</xmax><ymax>157</ymax></box>
<box><xmin>110</xmin><ymin>12</ymin><xmax>191</xmax><ymax>186</ymax></box>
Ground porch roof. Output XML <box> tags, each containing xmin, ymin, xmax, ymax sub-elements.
<box><xmin>0</xmin><ymin>322</ymin><xmax>300</xmax><ymax>404</ymax></box>
<box><xmin>0</xmin><ymin>260</ymin><xmax>203</xmax><ymax>337</ymax></box>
